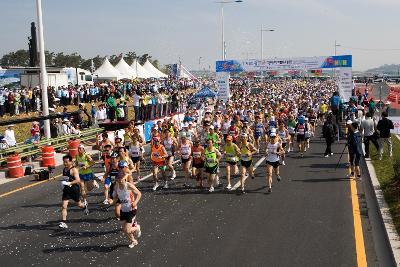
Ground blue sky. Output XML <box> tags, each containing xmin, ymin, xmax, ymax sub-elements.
<box><xmin>1</xmin><ymin>0</ymin><xmax>400</xmax><ymax>71</ymax></box>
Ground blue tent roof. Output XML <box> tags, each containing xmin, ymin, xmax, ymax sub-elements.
<box><xmin>191</xmin><ymin>86</ymin><xmax>217</xmax><ymax>99</ymax></box>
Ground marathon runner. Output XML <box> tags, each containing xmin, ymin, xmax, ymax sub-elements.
<box><xmin>59</xmin><ymin>155</ymin><xmax>86</xmax><ymax>229</ymax></box>
<box><xmin>265</xmin><ymin>129</ymin><xmax>284</xmax><ymax>193</ymax></box>
<box><xmin>191</xmin><ymin>139</ymin><xmax>205</xmax><ymax>188</ymax></box>
<box><xmin>238</xmin><ymin>134</ymin><xmax>256</xmax><ymax>193</ymax></box>
<box><xmin>113</xmin><ymin>164</ymin><xmax>142</xmax><ymax>248</ymax></box>
<box><xmin>203</xmin><ymin>139</ymin><xmax>222</xmax><ymax>193</ymax></box>
<box><xmin>151</xmin><ymin>136</ymin><xmax>168</xmax><ymax>191</ymax></box>
<box><xmin>223</xmin><ymin>135</ymin><xmax>240</xmax><ymax>190</ymax></box>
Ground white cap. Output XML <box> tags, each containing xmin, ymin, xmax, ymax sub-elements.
<box><xmin>270</xmin><ymin>128</ymin><xmax>277</xmax><ymax>137</ymax></box>
<box><xmin>209</xmin><ymin>125</ymin><xmax>214</xmax><ymax>130</ymax></box>
<box><xmin>346</xmin><ymin>120</ymin><xmax>353</xmax><ymax>125</ymax></box>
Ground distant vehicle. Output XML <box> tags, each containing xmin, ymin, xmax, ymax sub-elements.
<box><xmin>373</xmin><ymin>78</ymin><xmax>383</xmax><ymax>83</ymax></box>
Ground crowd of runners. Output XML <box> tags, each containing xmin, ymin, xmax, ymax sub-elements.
<box><xmin>60</xmin><ymin>78</ymin><xmax>339</xmax><ymax>248</ymax></box>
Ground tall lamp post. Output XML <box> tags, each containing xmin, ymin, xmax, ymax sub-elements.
<box><xmin>333</xmin><ymin>40</ymin><xmax>341</xmax><ymax>79</ymax></box>
<box><xmin>36</xmin><ymin>0</ymin><xmax>50</xmax><ymax>139</ymax></box>
<box><xmin>215</xmin><ymin>0</ymin><xmax>243</xmax><ymax>60</ymax></box>
<box><xmin>260</xmin><ymin>26</ymin><xmax>274</xmax><ymax>81</ymax></box>
<box><xmin>261</xmin><ymin>26</ymin><xmax>274</xmax><ymax>60</ymax></box>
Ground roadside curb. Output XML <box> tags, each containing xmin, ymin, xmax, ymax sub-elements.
<box><xmin>365</xmin><ymin>134</ymin><xmax>400</xmax><ymax>266</ymax></box>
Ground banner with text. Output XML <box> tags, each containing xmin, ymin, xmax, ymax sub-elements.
<box><xmin>216</xmin><ymin>55</ymin><xmax>352</xmax><ymax>72</ymax></box>
<box><xmin>390</xmin><ymin>117</ymin><xmax>400</xmax><ymax>135</ymax></box>
<box><xmin>216</xmin><ymin>72</ymin><xmax>230</xmax><ymax>102</ymax></box>
<box><xmin>338</xmin><ymin>67</ymin><xmax>353</xmax><ymax>101</ymax></box>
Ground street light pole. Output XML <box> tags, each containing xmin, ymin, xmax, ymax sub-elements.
<box><xmin>215</xmin><ymin>0</ymin><xmax>243</xmax><ymax>61</ymax></box>
<box><xmin>36</xmin><ymin>0</ymin><xmax>50</xmax><ymax>139</ymax></box>
<box><xmin>198</xmin><ymin>57</ymin><xmax>202</xmax><ymax>71</ymax></box>
<box><xmin>260</xmin><ymin>26</ymin><xmax>274</xmax><ymax>60</ymax></box>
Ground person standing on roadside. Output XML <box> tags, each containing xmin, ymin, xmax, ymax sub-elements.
<box><xmin>322</xmin><ymin>114</ymin><xmax>337</xmax><ymax>157</ymax></box>
<box><xmin>360</xmin><ymin>112</ymin><xmax>379</xmax><ymax>159</ymax></box>
<box><xmin>377</xmin><ymin>111</ymin><xmax>394</xmax><ymax>160</ymax></box>
<box><xmin>347</xmin><ymin>122</ymin><xmax>363</xmax><ymax>180</ymax></box>
<box><xmin>330</xmin><ymin>92</ymin><xmax>340</xmax><ymax>124</ymax></box>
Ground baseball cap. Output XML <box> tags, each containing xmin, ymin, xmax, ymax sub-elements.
<box><xmin>209</xmin><ymin>125</ymin><xmax>214</xmax><ymax>130</ymax></box>
<box><xmin>270</xmin><ymin>128</ymin><xmax>277</xmax><ymax>137</ymax></box>
<box><xmin>110</xmin><ymin>152</ymin><xmax>119</xmax><ymax>158</ymax></box>
<box><xmin>78</xmin><ymin>144</ymin><xmax>85</xmax><ymax>149</ymax></box>
<box><xmin>346</xmin><ymin>120</ymin><xmax>353</xmax><ymax>125</ymax></box>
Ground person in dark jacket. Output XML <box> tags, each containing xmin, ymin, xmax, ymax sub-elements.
<box><xmin>322</xmin><ymin>114</ymin><xmax>337</xmax><ymax>157</ymax></box>
<box><xmin>348</xmin><ymin>121</ymin><xmax>363</xmax><ymax>180</ymax></box>
<box><xmin>377</xmin><ymin>111</ymin><xmax>394</xmax><ymax>160</ymax></box>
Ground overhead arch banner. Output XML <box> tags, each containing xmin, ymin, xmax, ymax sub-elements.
<box><xmin>216</xmin><ymin>55</ymin><xmax>352</xmax><ymax>72</ymax></box>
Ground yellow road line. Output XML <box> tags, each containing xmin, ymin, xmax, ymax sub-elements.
<box><xmin>0</xmin><ymin>174</ymin><xmax>61</xmax><ymax>199</ymax></box>
<box><xmin>347</xmin><ymin>152</ymin><xmax>367</xmax><ymax>266</ymax></box>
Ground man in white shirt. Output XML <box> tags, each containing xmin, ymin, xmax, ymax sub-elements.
<box><xmin>96</xmin><ymin>104</ymin><xmax>108</xmax><ymax>123</ymax></box>
<box><xmin>4</xmin><ymin>125</ymin><xmax>17</xmax><ymax>146</ymax></box>
<box><xmin>133</xmin><ymin>92</ymin><xmax>141</xmax><ymax>121</ymax></box>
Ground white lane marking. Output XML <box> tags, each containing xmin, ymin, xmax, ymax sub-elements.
<box><xmin>231</xmin><ymin>156</ymin><xmax>266</xmax><ymax>190</ymax></box>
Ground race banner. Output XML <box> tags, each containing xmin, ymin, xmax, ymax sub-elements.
<box><xmin>216</xmin><ymin>72</ymin><xmax>230</xmax><ymax>102</ymax></box>
<box><xmin>338</xmin><ymin>67</ymin><xmax>353</xmax><ymax>101</ymax></box>
<box><xmin>390</xmin><ymin>116</ymin><xmax>400</xmax><ymax>135</ymax></box>
<box><xmin>216</xmin><ymin>55</ymin><xmax>352</xmax><ymax>72</ymax></box>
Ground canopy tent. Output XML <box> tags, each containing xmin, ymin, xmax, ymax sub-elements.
<box><xmin>115</xmin><ymin>58</ymin><xmax>137</xmax><ymax>79</ymax></box>
<box><xmin>143</xmin><ymin>59</ymin><xmax>168</xmax><ymax>78</ymax></box>
<box><xmin>179</xmin><ymin>64</ymin><xmax>197</xmax><ymax>80</ymax></box>
<box><xmin>191</xmin><ymin>86</ymin><xmax>217</xmax><ymax>99</ymax></box>
<box><xmin>131</xmin><ymin>59</ymin><xmax>152</xmax><ymax>79</ymax></box>
<box><xmin>93</xmin><ymin>57</ymin><xmax>122</xmax><ymax>80</ymax></box>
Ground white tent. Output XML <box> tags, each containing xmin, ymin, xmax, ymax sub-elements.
<box><xmin>93</xmin><ymin>57</ymin><xmax>122</xmax><ymax>80</ymax></box>
<box><xmin>115</xmin><ymin>58</ymin><xmax>137</xmax><ymax>79</ymax></box>
<box><xmin>143</xmin><ymin>59</ymin><xmax>168</xmax><ymax>78</ymax></box>
<box><xmin>131</xmin><ymin>59</ymin><xmax>153</xmax><ymax>79</ymax></box>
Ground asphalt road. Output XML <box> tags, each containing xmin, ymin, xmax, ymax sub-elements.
<box><xmin>0</xmin><ymin>135</ymin><xmax>394</xmax><ymax>267</ymax></box>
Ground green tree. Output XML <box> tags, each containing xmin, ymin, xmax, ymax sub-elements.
<box><xmin>0</xmin><ymin>49</ymin><xmax>30</xmax><ymax>66</ymax></box>
<box><xmin>124</xmin><ymin>51</ymin><xmax>137</xmax><ymax>65</ymax></box>
<box><xmin>139</xmin><ymin>54</ymin><xmax>151</xmax><ymax>65</ymax></box>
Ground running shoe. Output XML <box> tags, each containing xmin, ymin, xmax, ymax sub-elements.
<box><xmin>59</xmin><ymin>222</ymin><xmax>68</xmax><ymax>229</ymax></box>
<box><xmin>324</xmin><ymin>155</ymin><xmax>329</xmax><ymax>158</ymax></box>
<box><xmin>241</xmin><ymin>188</ymin><xmax>245</xmax><ymax>194</ymax></box>
<box><xmin>153</xmin><ymin>182</ymin><xmax>160</xmax><ymax>191</ymax></box>
<box><xmin>209</xmin><ymin>186</ymin><xmax>215</xmax><ymax>193</ymax></box>
<box><xmin>281</xmin><ymin>160</ymin><xmax>286</xmax><ymax>165</ymax></box>
<box><xmin>103</xmin><ymin>199</ymin><xmax>109</xmax><ymax>205</ymax></box>
<box><xmin>171</xmin><ymin>170</ymin><xmax>176</xmax><ymax>180</ymax></box>
<box><xmin>226</xmin><ymin>184</ymin><xmax>232</xmax><ymax>190</ymax></box>
<box><xmin>267</xmin><ymin>187</ymin><xmax>272</xmax><ymax>193</ymax></box>
<box><xmin>300</xmin><ymin>153</ymin><xmax>304</xmax><ymax>158</ymax></box>
<box><xmin>93</xmin><ymin>180</ymin><xmax>100</xmax><ymax>189</ymax></box>
<box><xmin>135</xmin><ymin>224</ymin><xmax>142</xmax><ymax>238</ymax></box>
<box><xmin>128</xmin><ymin>240</ymin><xmax>138</xmax><ymax>248</ymax></box>
<box><xmin>330</xmin><ymin>153</ymin><xmax>333</xmax><ymax>156</ymax></box>
<box><xmin>163</xmin><ymin>181</ymin><xmax>169</xmax><ymax>189</ymax></box>
<box><xmin>277</xmin><ymin>175</ymin><xmax>281</xmax><ymax>182</ymax></box>
<box><xmin>84</xmin><ymin>207</ymin><xmax>90</xmax><ymax>215</ymax></box>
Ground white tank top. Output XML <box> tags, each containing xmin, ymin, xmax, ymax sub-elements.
<box><xmin>116</xmin><ymin>184</ymin><xmax>133</xmax><ymax>213</ymax></box>
<box><xmin>278</xmin><ymin>130</ymin><xmax>287</xmax><ymax>142</ymax></box>
<box><xmin>129</xmin><ymin>144</ymin><xmax>141</xmax><ymax>157</ymax></box>
<box><xmin>266</xmin><ymin>142</ymin><xmax>280</xmax><ymax>162</ymax></box>
<box><xmin>164</xmin><ymin>138</ymin><xmax>173</xmax><ymax>156</ymax></box>
<box><xmin>181</xmin><ymin>143</ymin><xmax>191</xmax><ymax>160</ymax></box>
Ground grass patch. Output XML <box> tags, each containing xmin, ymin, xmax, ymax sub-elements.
<box><xmin>370</xmin><ymin>134</ymin><xmax>400</xmax><ymax>233</ymax></box>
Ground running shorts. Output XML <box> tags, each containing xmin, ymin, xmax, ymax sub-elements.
<box><xmin>193</xmin><ymin>161</ymin><xmax>204</xmax><ymax>169</ymax></box>
<box><xmin>226</xmin><ymin>161</ymin><xmax>237</xmax><ymax>166</ymax></box>
<box><xmin>240</xmin><ymin>160</ymin><xmax>253</xmax><ymax>168</ymax></box>
<box><xmin>104</xmin><ymin>177</ymin><xmax>112</xmax><ymax>186</ymax></box>
<box><xmin>297</xmin><ymin>135</ymin><xmax>305</xmax><ymax>142</ymax></box>
<box><xmin>131</xmin><ymin>156</ymin><xmax>140</xmax><ymax>163</ymax></box>
<box><xmin>182</xmin><ymin>158</ymin><xmax>191</xmax><ymax>164</ymax></box>
<box><xmin>266</xmin><ymin>160</ymin><xmax>280</xmax><ymax>169</ymax></box>
<box><xmin>79</xmin><ymin>172</ymin><xmax>95</xmax><ymax>182</ymax></box>
<box><xmin>205</xmin><ymin>165</ymin><xmax>218</xmax><ymax>174</ymax></box>
<box><xmin>120</xmin><ymin>209</ymin><xmax>137</xmax><ymax>224</ymax></box>
<box><xmin>62</xmin><ymin>185</ymin><xmax>80</xmax><ymax>202</ymax></box>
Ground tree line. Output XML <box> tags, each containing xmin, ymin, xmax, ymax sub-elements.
<box><xmin>0</xmin><ymin>50</ymin><xmax>161</xmax><ymax>71</ymax></box>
